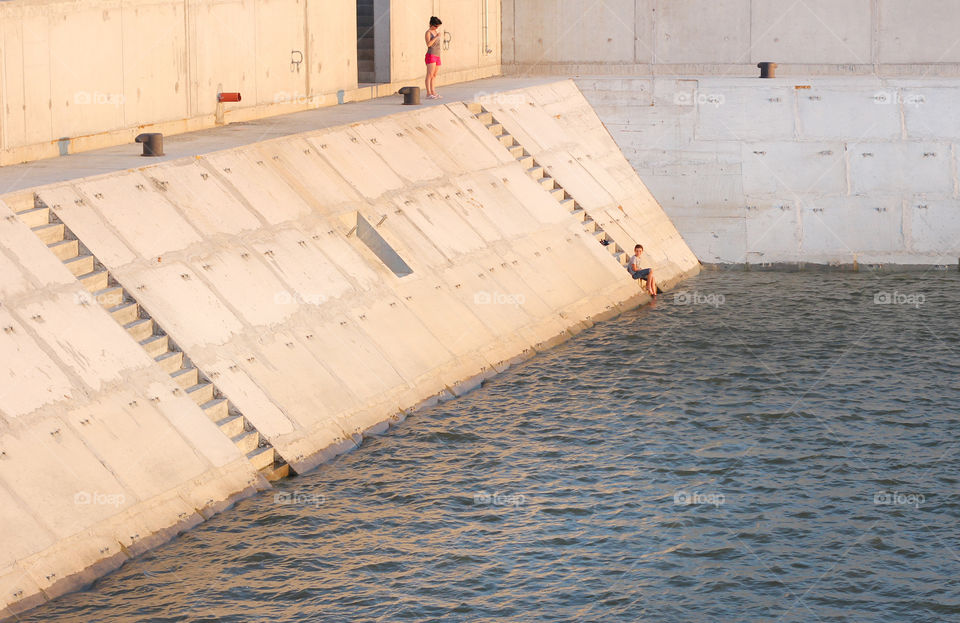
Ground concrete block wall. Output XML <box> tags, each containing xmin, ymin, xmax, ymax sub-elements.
<box><xmin>0</xmin><ymin>197</ymin><xmax>263</xmax><ymax>620</ymax></box>
<box><xmin>579</xmin><ymin>75</ymin><xmax>960</xmax><ymax>264</ymax></box>
<box><xmin>503</xmin><ymin>0</ymin><xmax>960</xmax><ymax>75</ymax></box>
<box><xmin>0</xmin><ymin>0</ymin><xmax>501</xmax><ymax>166</ymax></box>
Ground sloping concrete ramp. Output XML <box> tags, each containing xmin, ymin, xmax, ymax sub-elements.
<box><xmin>0</xmin><ymin>80</ymin><xmax>698</xmax><ymax>617</ymax></box>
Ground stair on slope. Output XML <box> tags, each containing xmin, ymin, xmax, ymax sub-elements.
<box><xmin>13</xmin><ymin>197</ymin><xmax>292</xmax><ymax>482</ymax></box>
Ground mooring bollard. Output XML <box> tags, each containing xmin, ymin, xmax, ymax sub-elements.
<box><xmin>398</xmin><ymin>86</ymin><xmax>421</xmax><ymax>105</ymax></box>
<box><xmin>135</xmin><ymin>133</ymin><xmax>164</xmax><ymax>157</ymax></box>
<box><xmin>758</xmin><ymin>62</ymin><xmax>777</xmax><ymax>79</ymax></box>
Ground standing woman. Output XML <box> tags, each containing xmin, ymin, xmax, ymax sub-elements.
<box><xmin>425</xmin><ymin>16</ymin><xmax>442</xmax><ymax>99</ymax></box>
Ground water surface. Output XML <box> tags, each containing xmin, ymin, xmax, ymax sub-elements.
<box><xmin>23</xmin><ymin>271</ymin><xmax>960</xmax><ymax>622</ymax></box>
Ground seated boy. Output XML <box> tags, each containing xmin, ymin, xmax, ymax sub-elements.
<box><xmin>626</xmin><ymin>244</ymin><xmax>657</xmax><ymax>296</ymax></box>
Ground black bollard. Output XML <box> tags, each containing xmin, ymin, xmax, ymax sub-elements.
<box><xmin>758</xmin><ymin>62</ymin><xmax>777</xmax><ymax>79</ymax></box>
<box><xmin>397</xmin><ymin>87</ymin><xmax>421</xmax><ymax>105</ymax></box>
<box><xmin>135</xmin><ymin>133</ymin><xmax>164</xmax><ymax>156</ymax></box>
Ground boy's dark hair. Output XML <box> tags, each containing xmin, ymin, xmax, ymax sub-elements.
<box><xmin>635</xmin><ymin>244</ymin><xmax>643</xmax><ymax>251</ymax></box>
<box><xmin>430</xmin><ymin>16</ymin><xmax>442</xmax><ymax>26</ymax></box>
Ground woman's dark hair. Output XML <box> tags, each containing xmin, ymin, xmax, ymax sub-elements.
<box><xmin>430</xmin><ymin>16</ymin><xmax>442</xmax><ymax>27</ymax></box>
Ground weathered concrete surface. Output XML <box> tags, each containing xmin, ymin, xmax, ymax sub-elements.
<box><xmin>0</xmin><ymin>0</ymin><xmax>501</xmax><ymax>166</ymax></box>
<box><xmin>579</xmin><ymin>75</ymin><xmax>960</xmax><ymax>265</ymax></box>
<box><xmin>0</xmin><ymin>80</ymin><xmax>698</xmax><ymax>617</ymax></box>
<box><xmin>476</xmin><ymin>81</ymin><xmax>700</xmax><ymax>286</ymax></box>
<box><xmin>503</xmin><ymin>0</ymin><xmax>960</xmax><ymax>76</ymax></box>
<box><xmin>0</xmin><ymin>198</ymin><xmax>264</xmax><ymax>620</ymax></box>
<box><xmin>27</xmin><ymin>81</ymin><xmax>698</xmax><ymax>475</ymax></box>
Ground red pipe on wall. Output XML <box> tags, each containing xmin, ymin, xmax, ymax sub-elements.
<box><xmin>218</xmin><ymin>92</ymin><xmax>242</xmax><ymax>103</ymax></box>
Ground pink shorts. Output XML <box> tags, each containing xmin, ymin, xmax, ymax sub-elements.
<box><xmin>425</xmin><ymin>53</ymin><xmax>441</xmax><ymax>66</ymax></box>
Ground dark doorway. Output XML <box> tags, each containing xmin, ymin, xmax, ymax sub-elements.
<box><xmin>357</xmin><ymin>0</ymin><xmax>390</xmax><ymax>84</ymax></box>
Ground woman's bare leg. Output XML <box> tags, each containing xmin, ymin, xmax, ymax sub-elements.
<box><xmin>432</xmin><ymin>65</ymin><xmax>441</xmax><ymax>96</ymax></box>
<box><xmin>426</xmin><ymin>64</ymin><xmax>436</xmax><ymax>96</ymax></box>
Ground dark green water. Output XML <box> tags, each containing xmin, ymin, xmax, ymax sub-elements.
<box><xmin>22</xmin><ymin>271</ymin><xmax>960</xmax><ymax>622</ymax></box>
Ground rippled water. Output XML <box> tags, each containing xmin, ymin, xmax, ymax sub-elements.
<box><xmin>23</xmin><ymin>270</ymin><xmax>960</xmax><ymax>622</ymax></box>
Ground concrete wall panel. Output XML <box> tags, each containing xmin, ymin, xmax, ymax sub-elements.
<box><xmin>655</xmin><ymin>0</ymin><xmax>751</xmax><ymax>64</ymax></box>
<box><xmin>751</xmin><ymin>0</ymin><xmax>872</xmax><ymax>64</ymax></box>
<box><xmin>878</xmin><ymin>0</ymin><xmax>960</xmax><ymax>64</ymax></box>
<box><xmin>909</xmin><ymin>200</ymin><xmax>960</xmax><ymax>253</ymax></box>
<box><xmin>848</xmin><ymin>142</ymin><xmax>953</xmax><ymax>195</ymax></box>
<box><xmin>696</xmin><ymin>86</ymin><xmax>795</xmax><ymax>141</ymax></box>
<box><xmin>742</xmin><ymin>142</ymin><xmax>847</xmax><ymax>196</ymax></box>
<box><xmin>797</xmin><ymin>87</ymin><xmax>901</xmax><ymax>140</ymax></box>
<box><xmin>902</xmin><ymin>88</ymin><xmax>960</xmax><ymax>140</ymax></box>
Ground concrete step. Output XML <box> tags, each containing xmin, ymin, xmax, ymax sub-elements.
<box><xmin>140</xmin><ymin>334</ymin><xmax>169</xmax><ymax>358</ymax></box>
<box><xmin>16</xmin><ymin>207</ymin><xmax>50</xmax><ymax>228</ymax></box>
<box><xmin>358</xmin><ymin>72</ymin><xmax>376</xmax><ymax>84</ymax></box>
<box><xmin>551</xmin><ymin>188</ymin><xmax>567</xmax><ymax>202</ymax></box>
<box><xmin>594</xmin><ymin>229</ymin><xmax>609</xmax><ymax>243</ymax></box>
<box><xmin>539</xmin><ymin>176</ymin><xmax>556</xmax><ymax>190</ymax></box>
<box><xmin>527</xmin><ymin>166</ymin><xmax>544</xmax><ymax>179</ymax></box>
<box><xmin>232</xmin><ymin>430</ymin><xmax>260</xmax><ymax>454</ymax></box>
<box><xmin>614</xmin><ymin>251</ymin><xmax>629</xmax><ymax>265</ymax></box>
<box><xmin>33</xmin><ymin>223</ymin><xmax>65</xmax><ymax>245</ymax></box>
<box><xmin>79</xmin><ymin>269</ymin><xmax>109</xmax><ymax>293</ymax></box>
<box><xmin>94</xmin><ymin>286</ymin><xmax>124</xmax><ymax>308</ymax></box>
<box><xmin>202</xmin><ymin>398</ymin><xmax>229</xmax><ymax>421</ymax></box>
<box><xmin>475</xmin><ymin>111</ymin><xmax>493</xmax><ymax>125</ymax></box>
<box><xmin>571</xmin><ymin>208</ymin><xmax>587</xmax><ymax>222</ymax></box>
<box><xmin>5</xmin><ymin>191</ymin><xmax>36</xmax><ymax>213</ymax></box>
<box><xmin>498</xmin><ymin>134</ymin><xmax>515</xmax><ymax>148</ymax></box>
<box><xmin>48</xmin><ymin>239</ymin><xmax>80</xmax><ymax>261</ymax></box>
<box><xmin>357</xmin><ymin>37</ymin><xmax>375</xmax><ymax>50</ymax></box>
<box><xmin>217</xmin><ymin>414</ymin><xmax>245</xmax><ymax>438</ymax></box>
<box><xmin>515</xmin><ymin>152</ymin><xmax>531</xmax><ymax>166</ymax></box>
<box><xmin>63</xmin><ymin>254</ymin><xmax>94</xmax><ymax>277</ymax></box>
<box><xmin>583</xmin><ymin>217</ymin><xmax>596</xmax><ymax>229</ymax></box>
<box><xmin>171</xmin><ymin>366</ymin><xmax>199</xmax><ymax>389</ymax></box>
<box><xmin>261</xmin><ymin>461</ymin><xmax>291</xmax><ymax>482</ymax></box>
<box><xmin>358</xmin><ymin>48</ymin><xmax>375</xmax><ymax>62</ymax></box>
<box><xmin>466</xmin><ymin>102</ymin><xmax>483</xmax><ymax>114</ymax></box>
<box><xmin>185</xmin><ymin>382</ymin><xmax>214</xmax><ymax>406</ymax></box>
<box><xmin>109</xmin><ymin>300</ymin><xmax>138</xmax><ymax>324</ymax></box>
<box><xmin>155</xmin><ymin>350</ymin><xmax>183</xmax><ymax>374</ymax></box>
<box><xmin>247</xmin><ymin>446</ymin><xmax>277</xmax><ymax>471</ymax></box>
<box><xmin>486</xmin><ymin>123</ymin><xmax>503</xmax><ymax>135</ymax></box>
<box><xmin>124</xmin><ymin>318</ymin><xmax>153</xmax><ymax>342</ymax></box>
<box><xmin>358</xmin><ymin>60</ymin><xmax>374</xmax><ymax>73</ymax></box>
<box><xmin>559</xmin><ymin>198</ymin><xmax>576</xmax><ymax>211</ymax></box>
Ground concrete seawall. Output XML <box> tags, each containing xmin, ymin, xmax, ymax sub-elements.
<box><xmin>0</xmin><ymin>80</ymin><xmax>698</xmax><ymax>617</ymax></box>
